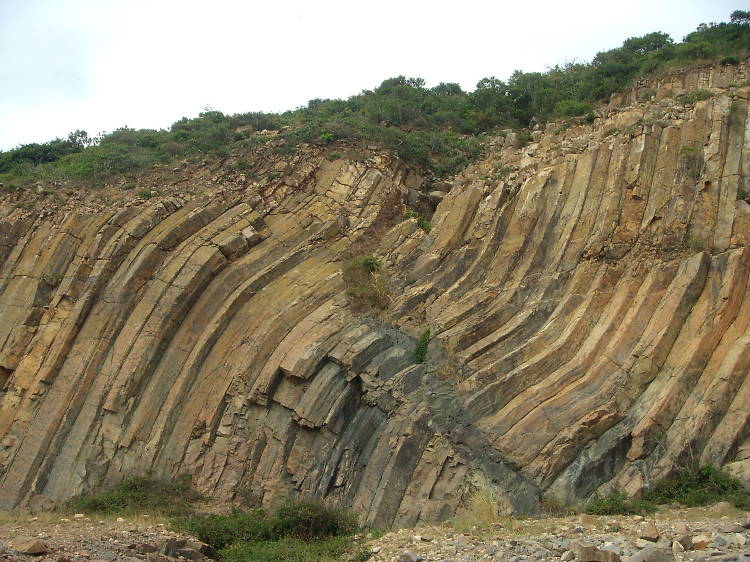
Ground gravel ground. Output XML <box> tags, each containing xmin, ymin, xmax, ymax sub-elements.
<box><xmin>0</xmin><ymin>512</ymin><xmax>211</xmax><ymax>561</ymax></box>
<box><xmin>364</xmin><ymin>503</ymin><xmax>750</xmax><ymax>562</ymax></box>
<box><xmin>1</xmin><ymin>504</ymin><xmax>749</xmax><ymax>561</ymax></box>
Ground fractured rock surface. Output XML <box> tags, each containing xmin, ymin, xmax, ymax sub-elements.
<box><xmin>1</xmin><ymin>62</ymin><xmax>750</xmax><ymax>525</ymax></box>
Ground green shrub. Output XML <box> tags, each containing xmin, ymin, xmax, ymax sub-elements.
<box><xmin>413</xmin><ymin>329</ymin><xmax>431</xmax><ymax>364</ymax></box>
<box><xmin>639</xmin><ymin>88</ymin><xmax>656</xmax><ymax>102</ymax></box>
<box><xmin>359</xmin><ymin>256</ymin><xmax>381</xmax><ymax>273</ymax></box>
<box><xmin>272</xmin><ymin>500</ymin><xmax>357</xmax><ymax>540</ymax></box>
<box><xmin>553</xmin><ymin>100</ymin><xmax>594</xmax><ymax>118</ymax></box>
<box><xmin>159</xmin><ymin>141</ymin><xmax>182</xmax><ymax>156</ymax></box>
<box><xmin>516</xmin><ymin>131</ymin><xmax>533</xmax><ymax>146</ymax></box>
<box><xmin>176</xmin><ymin>509</ymin><xmax>272</xmax><ymax>550</ymax></box>
<box><xmin>68</xmin><ymin>475</ymin><xmax>200</xmax><ymax>516</ymax></box>
<box><xmin>176</xmin><ymin>500</ymin><xmax>358</xmax><ymax>552</ymax></box>
<box><xmin>495</xmin><ymin>165</ymin><xmax>513</xmax><ymax>178</ymax></box>
<box><xmin>229</xmin><ymin>159</ymin><xmax>250</xmax><ymax>171</ymax></box>
<box><xmin>582</xmin><ymin>492</ymin><xmax>655</xmax><ymax>515</ymax></box>
<box><xmin>642</xmin><ymin>465</ymin><xmax>750</xmax><ymax>508</ymax></box>
<box><xmin>721</xmin><ymin>55</ymin><xmax>741</xmax><ymax>65</ymax></box>
<box><xmin>676</xmin><ymin>89</ymin><xmax>714</xmax><ymax>105</ymax></box>
<box><xmin>402</xmin><ymin>210</ymin><xmax>432</xmax><ymax>232</ymax></box>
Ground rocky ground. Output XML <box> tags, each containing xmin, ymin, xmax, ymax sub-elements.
<box><xmin>366</xmin><ymin>503</ymin><xmax>750</xmax><ymax>562</ymax></box>
<box><xmin>0</xmin><ymin>512</ymin><xmax>214</xmax><ymax>561</ymax></box>
<box><xmin>1</xmin><ymin>504</ymin><xmax>749</xmax><ymax>561</ymax></box>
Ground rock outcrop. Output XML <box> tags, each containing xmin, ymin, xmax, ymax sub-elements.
<box><xmin>1</xmin><ymin>61</ymin><xmax>750</xmax><ymax>526</ymax></box>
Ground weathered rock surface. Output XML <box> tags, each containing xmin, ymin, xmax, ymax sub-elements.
<box><xmin>1</xmin><ymin>61</ymin><xmax>750</xmax><ymax>525</ymax></box>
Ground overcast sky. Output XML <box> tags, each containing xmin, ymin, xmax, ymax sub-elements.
<box><xmin>0</xmin><ymin>0</ymin><xmax>740</xmax><ymax>150</ymax></box>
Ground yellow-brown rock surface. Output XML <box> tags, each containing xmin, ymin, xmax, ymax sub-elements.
<box><xmin>1</xmin><ymin>62</ymin><xmax>750</xmax><ymax>526</ymax></box>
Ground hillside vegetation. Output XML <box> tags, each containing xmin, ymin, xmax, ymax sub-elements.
<box><xmin>1</xmin><ymin>10</ymin><xmax>749</xmax><ymax>188</ymax></box>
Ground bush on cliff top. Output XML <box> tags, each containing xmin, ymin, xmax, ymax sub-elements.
<box><xmin>1</xmin><ymin>11</ymin><xmax>748</xmax><ymax>186</ymax></box>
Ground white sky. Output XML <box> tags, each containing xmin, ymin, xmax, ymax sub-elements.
<box><xmin>0</xmin><ymin>0</ymin><xmax>740</xmax><ymax>150</ymax></box>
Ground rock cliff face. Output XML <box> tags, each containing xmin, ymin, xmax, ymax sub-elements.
<box><xmin>1</xmin><ymin>61</ymin><xmax>750</xmax><ymax>526</ymax></box>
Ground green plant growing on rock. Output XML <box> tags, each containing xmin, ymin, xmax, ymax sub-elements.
<box><xmin>516</xmin><ymin>130</ymin><xmax>533</xmax><ymax>146</ymax></box>
<box><xmin>413</xmin><ymin>329</ymin><xmax>431</xmax><ymax>364</ymax></box>
<box><xmin>402</xmin><ymin>209</ymin><xmax>432</xmax><ymax>232</ymax></box>
<box><xmin>342</xmin><ymin>255</ymin><xmax>389</xmax><ymax>310</ymax></box>
<box><xmin>40</xmin><ymin>272</ymin><xmax>63</xmax><ymax>288</ymax></box>
<box><xmin>494</xmin><ymin>165</ymin><xmax>513</xmax><ymax>179</ymax></box>
<box><xmin>229</xmin><ymin>158</ymin><xmax>250</xmax><ymax>171</ymax></box>
<box><xmin>639</xmin><ymin>88</ymin><xmax>656</xmax><ymax>102</ymax></box>
<box><xmin>676</xmin><ymin>89</ymin><xmax>714</xmax><ymax>105</ymax></box>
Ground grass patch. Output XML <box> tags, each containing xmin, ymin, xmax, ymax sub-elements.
<box><xmin>342</xmin><ymin>255</ymin><xmax>389</xmax><ymax>310</ymax></box>
<box><xmin>413</xmin><ymin>329</ymin><xmax>431</xmax><ymax>364</ymax></box>
<box><xmin>676</xmin><ymin>89</ymin><xmax>714</xmax><ymax>105</ymax></box>
<box><xmin>642</xmin><ymin>465</ymin><xmax>750</xmax><ymax>509</ymax></box>
<box><xmin>67</xmin><ymin>475</ymin><xmax>201</xmax><ymax>517</ymax></box>
<box><xmin>220</xmin><ymin>536</ymin><xmax>356</xmax><ymax>562</ymax></box>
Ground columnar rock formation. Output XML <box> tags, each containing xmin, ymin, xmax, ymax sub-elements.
<box><xmin>1</xmin><ymin>62</ymin><xmax>750</xmax><ymax>526</ymax></box>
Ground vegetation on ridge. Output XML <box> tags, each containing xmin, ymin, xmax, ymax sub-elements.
<box><xmin>1</xmin><ymin>11</ymin><xmax>749</xmax><ymax>188</ymax></box>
